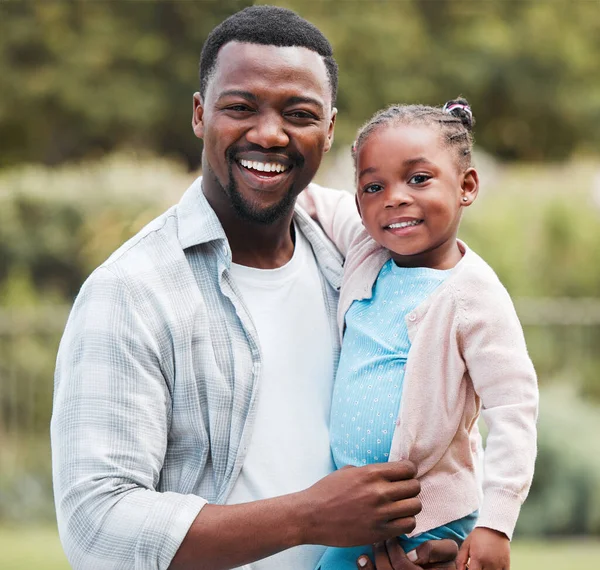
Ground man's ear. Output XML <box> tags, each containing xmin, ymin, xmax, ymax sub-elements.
<box><xmin>323</xmin><ymin>107</ymin><xmax>337</xmax><ymax>153</ymax></box>
<box><xmin>460</xmin><ymin>167</ymin><xmax>479</xmax><ymax>206</ymax></box>
<box><xmin>354</xmin><ymin>191</ymin><xmax>363</xmax><ymax>220</ymax></box>
<box><xmin>192</xmin><ymin>92</ymin><xmax>205</xmax><ymax>139</ymax></box>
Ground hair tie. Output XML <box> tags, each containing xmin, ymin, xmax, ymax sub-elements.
<box><xmin>443</xmin><ymin>102</ymin><xmax>472</xmax><ymax>119</ymax></box>
<box><xmin>351</xmin><ymin>140</ymin><xmax>358</xmax><ymax>153</ymax></box>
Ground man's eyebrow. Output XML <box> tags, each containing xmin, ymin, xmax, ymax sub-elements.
<box><xmin>217</xmin><ymin>90</ymin><xmax>257</xmax><ymax>102</ymax></box>
<box><xmin>286</xmin><ymin>95</ymin><xmax>325</xmax><ymax>111</ymax></box>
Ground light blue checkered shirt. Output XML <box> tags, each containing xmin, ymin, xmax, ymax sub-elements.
<box><xmin>51</xmin><ymin>177</ymin><xmax>343</xmax><ymax>570</ymax></box>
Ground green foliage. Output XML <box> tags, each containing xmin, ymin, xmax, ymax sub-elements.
<box><xmin>0</xmin><ymin>0</ymin><xmax>252</xmax><ymax>169</ymax></box>
<box><xmin>0</xmin><ymin>155</ymin><xmax>196</xmax><ymax>441</ymax></box>
<box><xmin>1</xmin><ymin>1</ymin><xmax>600</xmax><ymax>167</ymax></box>
<box><xmin>282</xmin><ymin>0</ymin><xmax>600</xmax><ymax>161</ymax></box>
<box><xmin>1</xmin><ymin>157</ymin><xmax>599</xmax><ymax>532</ymax></box>
<box><xmin>516</xmin><ymin>386</ymin><xmax>600</xmax><ymax>537</ymax></box>
<box><xmin>0</xmin><ymin>154</ymin><xmax>195</xmax><ymax>304</ymax></box>
<box><xmin>459</xmin><ymin>160</ymin><xmax>600</xmax><ymax>297</ymax></box>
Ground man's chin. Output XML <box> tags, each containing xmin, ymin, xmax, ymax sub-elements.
<box><xmin>229</xmin><ymin>185</ymin><xmax>297</xmax><ymax>225</ymax></box>
<box><xmin>232</xmin><ymin>199</ymin><xmax>295</xmax><ymax>225</ymax></box>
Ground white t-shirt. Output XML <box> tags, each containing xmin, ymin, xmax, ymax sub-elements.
<box><xmin>227</xmin><ymin>227</ymin><xmax>335</xmax><ymax>570</ymax></box>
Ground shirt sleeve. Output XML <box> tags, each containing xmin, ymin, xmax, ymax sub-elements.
<box><xmin>296</xmin><ymin>184</ymin><xmax>363</xmax><ymax>257</ymax></box>
<box><xmin>51</xmin><ymin>266</ymin><xmax>207</xmax><ymax>570</ymax></box>
<box><xmin>457</xmin><ymin>280</ymin><xmax>539</xmax><ymax>539</ymax></box>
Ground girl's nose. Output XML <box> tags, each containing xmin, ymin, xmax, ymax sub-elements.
<box><xmin>246</xmin><ymin>112</ymin><xmax>290</xmax><ymax>149</ymax></box>
<box><xmin>384</xmin><ymin>185</ymin><xmax>413</xmax><ymax>208</ymax></box>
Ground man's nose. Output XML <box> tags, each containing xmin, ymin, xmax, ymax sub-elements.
<box><xmin>246</xmin><ymin>111</ymin><xmax>289</xmax><ymax>148</ymax></box>
<box><xmin>384</xmin><ymin>185</ymin><xmax>413</xmax><ymax>208</ymax></box>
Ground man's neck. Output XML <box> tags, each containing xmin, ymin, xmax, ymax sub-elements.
<box><xmin>227</xmin><ymin>217</ymin><xmax>296</xmax><ymax>269</ymax></box>
<box><xmin>203</xmin><ymin>191</ymin><xmax>296</xmax><ymax>270</ymax></box>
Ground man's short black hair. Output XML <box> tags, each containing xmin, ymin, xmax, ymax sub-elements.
<box><xmin>199</xmin><ymin>5</ymin><xmax>338</xmax><ymax>105</ymax></box>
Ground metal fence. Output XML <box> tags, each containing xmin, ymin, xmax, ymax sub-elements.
<box><xmin>1</xmin><ymin>299</ymin><xmax>599</xmax><ymax>521</ymax></box>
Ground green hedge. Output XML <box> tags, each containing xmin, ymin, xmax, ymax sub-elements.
<box><xmin>516</xmin><ymin>386</ymin><xmax>600</xmax><ymax>537</ymax></box>
<box><xmin>1</xmin><ymin>155</ymin><xmax>600</xmax><ymax>533</ymax></box>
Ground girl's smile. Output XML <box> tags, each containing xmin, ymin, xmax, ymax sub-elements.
<box><xmin>355</xmin><ymin>123</ymin><xmax>478</xmax><ymax>270</ymax></box>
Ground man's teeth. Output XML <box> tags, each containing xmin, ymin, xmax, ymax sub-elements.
<box><xmin>387</xmin><ymin>220</ymin><xmax>422</xmax><ymax>229</ymax></box>
<box><xmin>239</xmin><ymin>159</ymin><xmax>289</xmax><ymax>173</ymax></box>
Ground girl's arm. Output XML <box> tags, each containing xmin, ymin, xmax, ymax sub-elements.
<box><xmin>458</xmin><ymin>279</ymin><xmax>539</xmax><ymax>541</ymax></box>
<box><xmin>296</xmin><ymin>184</ymin><xmax>364</xmax><ymax>258</ymax></box>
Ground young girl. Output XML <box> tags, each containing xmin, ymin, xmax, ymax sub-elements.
<box><xmin>301</xmin><ymin>99</ymin><xmax>538</xmax><ymax>570</ymax></box>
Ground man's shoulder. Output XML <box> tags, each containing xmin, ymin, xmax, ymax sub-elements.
<box><xmin>98</xmin><ymin>176</ymin><xmax>217</xmax><ymax>285</ymax></box>
<box><xmin>75</xmin><ymin>203</ymin><xmax>212</xmax><ymax>336</ymax></box>
<box><xmin>101</xmin><ymin>206</ymin><xmax>183</xmax><ymax>280</ymax></box>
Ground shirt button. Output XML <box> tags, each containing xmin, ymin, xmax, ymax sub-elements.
<box><xmin>408</xmin><ymin>312</ymin><xmax>417</xmax><ymax>322</ymax></box>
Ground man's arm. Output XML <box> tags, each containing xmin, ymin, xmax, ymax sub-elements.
<box><xmin>170</xmin><ymin>462</ymin><xmax>422</xmax><ymax>570</ymax></box>
<box><xmin>53</xmin><ymin>267</ymin><xmax>422</xmax><ymax>570</ymax></box>
<box><xmin>52</xmin><ymin>267</ymin><xmax>206</xmax><ymax>570</ymax></box>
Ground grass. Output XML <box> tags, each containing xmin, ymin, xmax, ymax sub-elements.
<box><xmin>0</xmin><ymin>525</ymin><xmax>599</xmax><ymax>569</ymax></box>
<box><xmin>511</xmin><ymin>539</ymin><xmax>600</xmax><ymax>568</ymax></box>
<box><xmin>0</xmin><ymin>525</ymin><xmax>69</xmax><ymax>570</ymax></box>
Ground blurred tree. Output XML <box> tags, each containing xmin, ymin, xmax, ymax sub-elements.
<box><xmin>1</xmin><ymin>0</ymin><xmax>599</xmax><ymax>167</ymax></box>
<box><xmin>0</xmin><ymin>0</ymin><xmax>252</xmax><ymax>169</ymax></box>
<box><xmin>281</xmin><ymin>0</ymin><xmax>600</xmax><ymax>161</ymax></box>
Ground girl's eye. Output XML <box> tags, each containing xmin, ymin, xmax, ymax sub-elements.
<box><xmin>363</xmin><ymin>183</ymin><xmax>383</xmax><ymax>194</ymax></box>
<box><xmin>409</xmin><ymin>174</ymin><xmax>431</xmax><ymax>185</ymax></box>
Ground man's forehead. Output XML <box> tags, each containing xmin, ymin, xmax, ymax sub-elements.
<box><xmin>208</xmin><ymin>41</ymin><xmax>331</xmax><ymax>100</ymax></box>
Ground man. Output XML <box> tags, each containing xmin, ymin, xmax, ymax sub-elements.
<box><xmin>52</xmin><ymin>6</ymin><xmax>457</xmax><ymax>570</ymax></box>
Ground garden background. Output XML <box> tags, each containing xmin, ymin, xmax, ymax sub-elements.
<box><xmin>1</xmin><ymin>1</ymin><xmax>600</xmax><ymax>568</ymax></box>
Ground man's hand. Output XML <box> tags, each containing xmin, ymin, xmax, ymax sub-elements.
<box><xmin>456</xmin><ymin>528</ymin><xmax>510</xmax><ymax>570</ymax></box>
<box><xmin>356</xmin><ymin>538</ymin><xmax>459</xmax><ymax>570</ymax></box>
<box><xmin>170</xmin><ymin>461</ymin><xmax>421</xmax><ymax>570</ymax></box>
<box><xmin>300</xmin><ymin>461</ymin><xmax>422</xmax><ymax>547</ymax></box>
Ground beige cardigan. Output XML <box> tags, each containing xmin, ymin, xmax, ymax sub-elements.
<box><xmin>298</xmin><ymin>184</ymin><xmax>538</xmax><ymax>540</ymax></box>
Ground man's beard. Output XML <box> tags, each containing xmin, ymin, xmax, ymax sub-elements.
<box><xmin>222</xmin><ymin>147</ymin><xmax>304</xmax><ymax>225</ymax></box>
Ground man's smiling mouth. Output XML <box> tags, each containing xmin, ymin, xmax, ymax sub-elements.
<box><xmin>238</xmin><ymin>158</ymin><xmax>291</xmax><ymax>174</ymax></box>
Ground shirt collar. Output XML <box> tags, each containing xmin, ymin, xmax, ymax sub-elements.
<box><xmin>176</xmin><ymin>176</ymin><xmax>343</xmax><ymax>288</ymax></box>
<box><xmin>176</xmin><ymin>176</ymin><xmax>228</xmax><ymax>250</ymax></box>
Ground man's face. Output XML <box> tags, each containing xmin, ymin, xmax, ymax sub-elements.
<box><xmin>193</xmin><ymin>42</ymin><xmax>336</xmax><ymax>225</ymax></box>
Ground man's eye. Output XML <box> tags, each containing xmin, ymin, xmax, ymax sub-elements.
<box><xmin>286</xmin><ymin>110</ymin><xmax>317</xmax><ymax>120</ymax></box>
<box><xmin>409</xmin><ymin>174</ymin><xmax>430</xmax><ymax>184</ymax></box>
<box><xmin>364</xmin><ymin>184</ymin><xmax>383</xmax><ymax>194</ymax></box>
<box><xmin>227</xmin><ymin>105</ymin><xmax>252</xmax><ymax>112</ymax></box>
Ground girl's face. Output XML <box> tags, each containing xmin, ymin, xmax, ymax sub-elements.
<box><xmin>355</xmin><ymin>123</ymin><xmax>479</xmax><ymax>269</ymax></box>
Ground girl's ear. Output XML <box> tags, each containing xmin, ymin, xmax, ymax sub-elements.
<box><xmin>192</xmin><ymin>92</ymin><xmax>205</xmax><ymax>139</ymax></box>
<box><xmin>460</xmin><ymin>167</ymin><xmax>479</xmax><ymax>206</ymax></box>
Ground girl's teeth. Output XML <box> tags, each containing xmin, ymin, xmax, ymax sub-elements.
<box><xmin>388</xmin><ymin>220</ymin><xmax>422</xmax><ymax>229</ymax></box>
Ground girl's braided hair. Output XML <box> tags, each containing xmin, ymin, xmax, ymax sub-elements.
<box><xmin>351</xmin><ymin>97</ymin><xmax>475</xmax><ymax>171</ymax></box>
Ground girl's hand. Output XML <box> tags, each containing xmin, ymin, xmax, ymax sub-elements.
<box><xmin>356</xmin><ymin>538</ymin><xmax>459</xmax><ymax>569</ymax></box>
<box><xmin>456</xmin><ymin>528</ymin><xmax>510</xmax><ymax>570</ymax></box>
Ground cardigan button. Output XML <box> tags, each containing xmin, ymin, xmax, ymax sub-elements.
<box><xmin>408</xmin><ymin>312</ymin><xmax>417</xmax><ymax>322</ymax></box>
